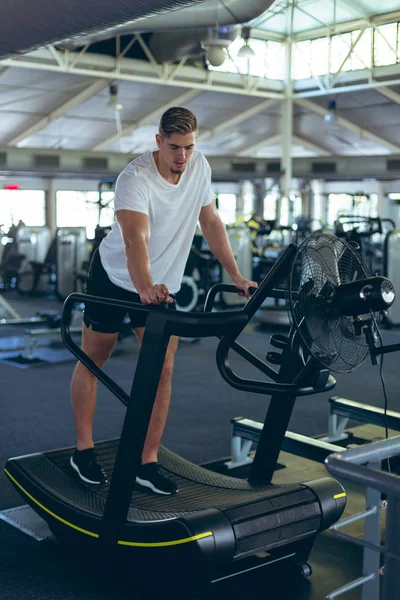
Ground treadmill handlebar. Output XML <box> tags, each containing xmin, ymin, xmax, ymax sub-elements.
<box><xmin>59</xmin><ymin>293</ymin><xmax>248</xmax><ymax>409</ymax></box>
<box><xmin>60</xmin><ymin>245</ymin><xmax>304</xmax><ymax>401</ymax></box>
<box><xmin>61</xmin><ymin>244</ymin><xmax>298</xmax><ymax>341</ymax></box>
<box><xmin>204</xmin><ymin>284</ymin><xmax>257</xmax><ymax>313</ymax></box>
<box><xmin>204</xmin><ymin>244</ymin><xmax>298</xmax><ymax>316</ymax></box>
<box><xmin>204</xmin><ymin>284</ymin><xmax>287</xmax><ymax>312</ymax></box>
<box><xmin>216</xmin><ymin>343</ymin><xmax>337</xmax><ymax>397</ymax></box>
<box><xmin>61</xmin><ymin>293</ymin><xmax>249</xmax><ymax>340</ymax></box>
<box><xmin>210</xmin><ymin>243</ymin><xmax>338</xmax><ymax>396</ymax></box>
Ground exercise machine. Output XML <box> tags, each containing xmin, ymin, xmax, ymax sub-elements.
<box><xmin>0</xmin><ymin>225</ymin><xmax>25</xmax><ymax>290</ymax></box>
<box><xmin>175</xmin><ymin>232</ymin><xmax>221</xmax><ymax>312</ymax></box>
<box><xmin>55</xmin><ymin>227</ymin><xmax>90</xmax><ymax>300</ymax></box>
<box><xmin>246</xmin><ymin>217</ymin><xmax>292</xmax><ymax>326</ymax></box>
<box><xmin>5</xmin><ymin>246</ymin><xmax>347</xmax><ymax>586</ymax></box>
<box><xmin>384</xmin><ymin>228</ymin><xmax>400</xmax><ymax>326</ymax></box>
<box><xmin>335</xmin><ymin>215</ymin><xmax>395</xmax><ymax>277</ymax></box>
<box><xmin>220</xmin><ymin>224</ymin><xmax>252</xmax><ymax>306</ymax></box>
<box><xmin>15</xmin><ymin>227</ymin><xmax>90</xmax><ymax>300</ymax></box>
<box><xmin>15</xmin><ymin>226</ymin><xmax>54</xmax><ymax>296</ymax></box>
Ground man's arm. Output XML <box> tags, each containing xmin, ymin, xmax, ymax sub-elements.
<box><xmin>116</xmin><ymin>210</ymin><xmax>173</xmax><ymax>304</ymax></box>
<box><xmin>198</xmin><ymin>202</ymin><xmax>257</xmax><ymax>297</ymax></box>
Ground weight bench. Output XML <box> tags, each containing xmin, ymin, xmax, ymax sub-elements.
<box><xmin>228</xmin><ymin>396</ymin><xmax>400</xmax><ymax>470</ymax></box>
<box><xmin>320</xmin><ymin>396</ymin><xmax>400</xmax><ymax>443</ymax></box>
<box><xmin>23</xmin><ymin>327</ymin><xmax>82</xmax><ymax>360</ymax></box>
<box><xmin>228</xmin><ymin>416</ymin><xmax>342</xmax><ymax>469</ymax></box>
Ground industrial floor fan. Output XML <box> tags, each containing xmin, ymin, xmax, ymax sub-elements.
<box><xmin>237</xmin><ymin>232</ymin><xmax>397</xmax><ymax>486</ymax></box>
<box><xmin>288</xmin><ymin>233</ymin><xmax>395</xmax><ymax>374</ymax></box>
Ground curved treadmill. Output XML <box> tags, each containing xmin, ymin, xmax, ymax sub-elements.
<box><xmin>4</xmin><ymin>246</ymin><xmax>346</xmax><ymax>581</ymax></box>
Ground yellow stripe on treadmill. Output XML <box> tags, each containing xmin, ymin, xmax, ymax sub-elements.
<box><xmin>118</xmin><ymin>531</ymin><xmax>213</xmax><ymax>547</ymax></box>
<box><xmin>4</xmin><ymin>468</ymin><xmax>99</xmax><ymax>538</ymax></box>
<box><xmin>4</xmin><ymin>468</ymin><xmax>214</xmax><ymax>547</ymax></box>
<box><xmin>334</xmin><ymin>493</ymin><xmax>346</xmax><ymax>499</ymax></box>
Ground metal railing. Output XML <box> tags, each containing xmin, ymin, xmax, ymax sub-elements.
<box><xmin>325</xmin><ymin>436</ymin><xmax>400</xmax><ymax>600</ymax></box>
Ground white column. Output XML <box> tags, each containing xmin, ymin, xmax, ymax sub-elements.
<box><xmin>281</xmin><ymin>81</ymin><xmax>293</xmax><ymax>210</ymax></box>
<box><xmin>253</xmin><ymin>179</ymin><xmax>267</xmax><ymax>218</ymax></box>
<box><xmin>46</xmin><ymin>178</ymin><xmax>57</xmax><ymax>236</ymax></box>
<box><xmin>377</xmin><ymin>181</ymin><xmax>386</xmax><ymax>218</ymax></box>
<box><xmin>311</xmin><ymin>179</ymin><xmax>328</xmax><ymax>225</ymax></box>
<box><xmin>236</xmin><ymin>182</ymin><xmax>246</xmax><ymax>220</ymax></box>
<box><xmin>280</xmin><ymin>3</ymin><xmax>295</xmax><ymax>225</ymax></box>
<box><xmin>301</xmin><ymin>184</ymin><xmax>312</xmax><ymax>219</ymax></box>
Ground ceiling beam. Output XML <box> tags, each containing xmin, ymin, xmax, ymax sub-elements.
<box><xmin>246</xmin><ymin>28</ymin><xmax>285</xmax><ymax>43</ymax></box>
<box><xmin>6</xmin><ymin>79</ymin><xmax>109</xmax><ymax>146</ymax></box>
<box><xmin>295</xmin><ymin>97</ymin><xmax>400</xmax><ymax>153</ymax></box>
<box><xmin>292</xmin><ymin>135</ymin><xmax>332</xmax><ymax>156</ymax></box>
<box><xmin>198</xmin><ymin>99</ymin><xmax>279</xmax><ymax>142</ymax></box>
<box><xmin>93</xmin><ymin>89</ymin><xmax>202</xmax><ymax>151</ymax></box>
<box><xmin>237</xmin><ymin>133</ymin><xmax>281</xmax><ymax>157</ymax></box>
<box><xmin>1</xmin><ymin>145</ymin><xmax>400</xmax><ymax>180</ymax></box>
<box><xmin>294</xmin><ymin>69</ymin><xmax>400</xmax><ymax>98</ymax></box>
<box><xmin>375</xmin><ymin>86</ymin><xmax>400</xmax><ymax>106</ymax></box>
<box><xmin>294</xmin><ymin>9</ymin><xmax>400</xmax><ymax>41</ymax></box>
<box><xmin>0</xmin><ymin>49</ymin><xmax>284</xmax><ymax>101</ymax></box>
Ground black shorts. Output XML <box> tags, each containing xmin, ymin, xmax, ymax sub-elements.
<box><xmin>83</xmin><ymin>249</ymin><xmax>176</xmax><ymax>333</ymax></box>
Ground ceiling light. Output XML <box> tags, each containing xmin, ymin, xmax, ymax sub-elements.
<box><xmin>237</xmin><ymin>26</ymin><xmax>255</xmax><ymax>59</ymax></box>
<box><xmin>108</xmin><ymin>82</ymin><xmax>123</xmax><ymax>111</ymax></box>
<box><xmin>238</xmin><ymin>44</ymin><xmax>255</xmax><ymax>59</ymax></box>
<box><xmin>202</xmin><ymin>39</ymin><xmax>230</xmax><ymax>67</ymax></box>
<box><xmin>324</xmin><ymin>99</ymin><xmax>337</xmax><ymax>124</ymax></box>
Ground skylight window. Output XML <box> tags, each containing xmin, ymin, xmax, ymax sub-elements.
<box><xmin>374</xmin><ymin>22</ymin><xmax>398</xmax><ymax>66</ymax></box>
<box><xmin>209</xmin><ymin>37</ymin><xmax>285</xmax><ymax>80</ymax></box>
<box><xmin>209</xmin><ymin>21</ymin><xmax>399</xmax><ymax>82</ymax></box>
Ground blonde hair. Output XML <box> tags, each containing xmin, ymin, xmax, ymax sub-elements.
<box><xmin>159</xmin><ymin>106</ymin><xmax>198</xmax><ymax>137</ymax></box>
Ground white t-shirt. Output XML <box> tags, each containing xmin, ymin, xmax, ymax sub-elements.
<box><xmin>99</xmin><ymin>151</ymin><xmax>213</xmax><ymax>293</ymax></box>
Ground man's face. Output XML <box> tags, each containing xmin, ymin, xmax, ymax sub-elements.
<box><xmin>156</xmin><ymin>132</ymin><xmax>196</xmax><ymax>174</ymax></box>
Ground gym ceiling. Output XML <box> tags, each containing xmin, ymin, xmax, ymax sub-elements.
<box><xmin>0</xmin><ymin>0</ymin><xmax>400</xmax><ymax>168</ymax></box>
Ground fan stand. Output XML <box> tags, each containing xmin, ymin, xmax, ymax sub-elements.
<box><xmin>246</xmin><ymin>316</ymin><xmax>400</xmax><ymax>488</ymax></box>
<box><xmin>363</xmin><ymin>321</ymin><xmax>400</xmax><ymax>364</ymax></box>
<box><xmin>248</xmin><ymin>325</ymin><xmax>331</xmax><ymax>487</ymax></box>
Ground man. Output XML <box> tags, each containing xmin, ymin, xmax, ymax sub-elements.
<box><xmin>70</xmin><ymin>106</ymin><xmax>257</xmax><ymax>495</ymax></box>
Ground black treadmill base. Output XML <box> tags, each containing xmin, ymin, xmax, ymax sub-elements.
<box><xmin>46</xmin><ymin>515</ymin><xmax>316</xmax><ymax>593</ymax></box>
<box><xmin>5</xmin><ymin>437</ymin><xmax>345</xmax><ymax>586</ymax></box>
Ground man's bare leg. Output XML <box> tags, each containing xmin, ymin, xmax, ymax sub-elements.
<box><xmin>71</xmin><ymin>325</ymin><xmax>119</xmax><ymax>450</ymax></box>
<box><xmin>134</xmin><ymin>328</ymin><xmax>179</xmax><ymax>464</ymax></box>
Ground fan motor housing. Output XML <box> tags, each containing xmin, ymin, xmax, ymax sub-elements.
<box><xmin>334</xmin><ymin>276</ymin><xmax>395</xmax><ymax>317</ymax></box>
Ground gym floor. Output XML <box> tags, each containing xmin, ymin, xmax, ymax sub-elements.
<box><xmin>0</xmin><ymin>290</ymin><xmax>398</xmax><ymax>599</ymax></box>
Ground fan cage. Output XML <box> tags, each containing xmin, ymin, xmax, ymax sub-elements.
<box><xmin>288</xmin><ymin>233</ymin><xmax>377</xmax><ymax>374</ymax></box>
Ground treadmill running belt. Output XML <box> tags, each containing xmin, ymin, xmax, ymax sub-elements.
<box><xmin>44</xmin><ymin>439</ymin><xmax>316</xmax><ymax>518</ymax></box>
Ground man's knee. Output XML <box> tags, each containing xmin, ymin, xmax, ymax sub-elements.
<box><xmin>92</xmin><ymin>353</ymin><xmax>112</xmax><ymax>369</ymax></box>
<box><xmin>81</xmin><ymin>327</ymin><xmax>118</xmax><ymax>369</ymax></box>
<box><xmin>77</xmin><ymin>351</ymin><xmax>110</xmax><ymax>374</ymax></box>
